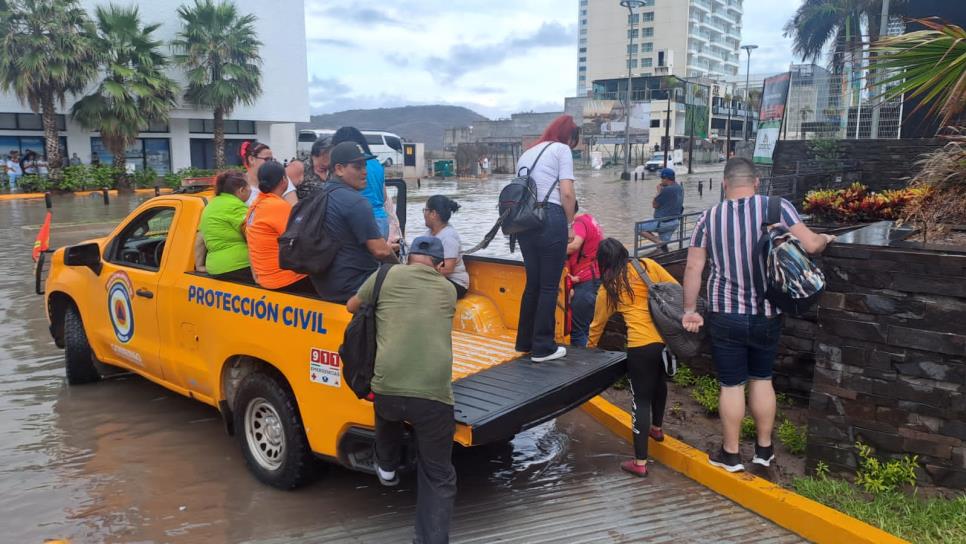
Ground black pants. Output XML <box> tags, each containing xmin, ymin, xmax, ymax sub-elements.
<box><xmin>374</xmin><ymin>394</ymin><xmax>456</xmax><ymax>544</ymax></box>
<box><xmin>627</xmin><ymin>343</ymin><xmax>668</xmax><ymax>460</ymax></box>
<box><xmin>211</xmin><ymin>266</ymin><xmax>254</xmax><ymax>284</ymax></box>
<box><xmin>515</xmin><ymin>203</ymin><xmax>568</xmax><ymax>356</ymax></box>
<box><xmin>449</xmin><ymin>279</ymin><xmax>468</xmax><ymax>299</ymax></box>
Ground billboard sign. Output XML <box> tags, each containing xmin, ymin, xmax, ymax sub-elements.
<box><xmin>753</xmin><ymin>72</ymin><xmax>791</xmax><ymax>165</ymax></box>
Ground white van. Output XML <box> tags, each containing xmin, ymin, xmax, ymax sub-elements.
<box><xmin>296</xmin><ymin>129</ymin><xmax>403</xmax><ymax>167</ymax></box>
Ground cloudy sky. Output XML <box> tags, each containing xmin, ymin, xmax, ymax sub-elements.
<box><xmin>304</xmin><ymin>0</ymin><xmax>803</xmax><ymax>119</ymax></box>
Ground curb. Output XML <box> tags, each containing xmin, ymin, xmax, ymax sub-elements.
<box><xmin>0</xmin><ymin>188</ymin><xmax>173</xmax><ymax>201</ymax></box>
<box><xmin>581</xmin><ymin>396</ymin><xmax>908</xmax><ymax>544</ymax></box>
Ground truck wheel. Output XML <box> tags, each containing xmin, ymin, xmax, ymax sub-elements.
<box><xmin>64</xmin><ymin>306</ymin><xmax>101</xmax><ymax>385</ymax></box>
<box><xmin>234</xmin><ymin>373</ymin><xmax>314</xmax><ymax>489</ymax></box>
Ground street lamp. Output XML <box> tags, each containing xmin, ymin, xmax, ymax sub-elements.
<box><xmin>620</xmin><ymin>0</ymin><xmax>646</xmax><ymax>181</ymax></box>
<box><xmin>741</xmin><ymin>44</ymin><xmax>758</xmax><ymax>141</ymax></box>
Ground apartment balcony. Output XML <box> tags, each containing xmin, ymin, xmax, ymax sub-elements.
<box><xmin>692</xmin><ymin>0</ymin><xmax>712</xmax><ymax>12</ymax></box>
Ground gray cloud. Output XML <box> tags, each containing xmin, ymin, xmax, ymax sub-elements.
<box><xmin>308</xmin><ymin>37</ymin><xmax>357</xmax><ymax>49</ymax></box>
<box><xmin>467</xmin><ymin>85</ymin><xmax>505</xmax><ymax>94</ymax></box>
<box><xmin>311</xmin><ymin>3</ymin><xmax>403</xmax><ymax>26</ymax></box>
<box><xmin>308</xmin><ymin>76</ymin><xmax>352</xmax><ymax>101</ymax></box>
<box><xmin>425</xmin><ymin>21</ymin><xmax>576</xmax><ymax>81</ymax></box>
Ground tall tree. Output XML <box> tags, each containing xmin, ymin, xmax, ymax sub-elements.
<box><xmin>71</xmin><ymin>5</ymin><xmax>179</xmax><ymax>188</ymax></box>
<box><xmin>172</xmin><ymin>0</ymin><xmax>262</xmax><ymax>169</ymax></box>
<box><xmin>0</xmin><ymin>0</ymin><xmax>99</xmax><ymax>181</ymax></box>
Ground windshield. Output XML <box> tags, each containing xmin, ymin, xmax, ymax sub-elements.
<box><xmin>650</xmin><ymin>154</ymin><xmax>664</xmax><ymax>161</ymax></box>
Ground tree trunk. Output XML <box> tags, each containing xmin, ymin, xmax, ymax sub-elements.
<box><xmin>113</xmin><ymin>150</ymin><xmax>131</xmax><ymax>192</ymax></box>
<box><xmin>41</xmin><ymin>92</ymin><xmax>62</xmax><ymax>183</ymax></box>
<box><xmin>213</xmin><ymin>107</ymin><xmax>225</xmax><ymax>169</ymax></box>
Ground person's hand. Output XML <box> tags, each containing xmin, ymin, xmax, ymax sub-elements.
<box><xmin>682</xmin><ymin>311</ymin><xmax>704</xmax><ymax>333</ymax></box>
<box><xmin>823</xmin><ymin>233</ymin><xmax>836</xmax><ymax>244</ymax></box>
<box><xmin>388</xmin><ymin>238</ymin><xmax>400</xmax><ymax>253</ymax></box>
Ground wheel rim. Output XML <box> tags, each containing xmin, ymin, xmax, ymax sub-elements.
<box><xmin>244</xmin><ymin>397</ymin><xmax>286</xmax><ymax>471</ymax></box>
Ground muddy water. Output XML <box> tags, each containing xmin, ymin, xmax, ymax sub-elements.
<box><xmin>0</xmin><ymin>169</ymin><xmax>720</xmax><ymax>543</ymax></box>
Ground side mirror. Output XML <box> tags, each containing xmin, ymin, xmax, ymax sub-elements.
<box><xmin>65</xmin><ymin>242</ymin><xmax>102</xmax><ymax>275</ymax></box>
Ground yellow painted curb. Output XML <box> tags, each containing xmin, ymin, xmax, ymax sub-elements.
<box><xmin>0</xmin><ymin>188</ymin><xmax>172</xmax><ymax>201</ymax></box>
<box><xmin>581</xmin><ymin>396</ymin><xmax>909</xmax><ymax>544</ymax></box>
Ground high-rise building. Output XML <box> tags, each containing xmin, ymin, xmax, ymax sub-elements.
<box><xmin>577</xmin><ymin>0</ymin><xmax>743</xmax><ymax>96</ymax></box>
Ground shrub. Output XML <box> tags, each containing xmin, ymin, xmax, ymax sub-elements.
<box><xmin>17</xmin><ymin>174</ymin><xmax>47</xmax><ymax>193</ymax></box>
<box><xmin>671</xmin><ymin>365</ymin><xmax>698</xmax><ymax>387</ymax></box>
<box><xmin>777</xmin><ymin>418</ymin><xmax>807</xmax><ymax>455</ymax></box>
<box><xmin>131</xmin><ymin>168</ymin><xmax>159</xmax><ymax>188</ymax></box>
<box><xmin>855</xmin><ymin>441</ymin><xmax>918</xmax><ymax>495</ymax></box>
<box><xmin>803</xmin><ymin>182</ymin><xmax>927</xmax><ymax>223</ymax></box>
<box><xmin>691</xmin><ymin>375</ymin><xmax>719</xmax><ymax>414</ymax></box>
<box><xmin>740</xmin><ymin>416</ymin><xmax>757</xmax><ymax>440</ymax></box>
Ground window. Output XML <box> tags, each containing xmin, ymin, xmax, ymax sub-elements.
<box><xmin>385</xmin><ymin>135</ymin><xmax>402</xmax><ymax>152</ymax></box>
<box><xmin>627</xmin><ymin>29</ymin><xmax>638</xmax><ymax>39</ymax></box>
<box><xmin>0</xmin><ymin>113</ymin><xmax>66</xmax><ymax>131</ymax></box>
<box><xmin>189</xmin><ymin>119</ymin><xmax>256</xmax><ymax>134</ymax></box>
<box><xmin>579</xmin><ymin>66</ymin><xmax>586</xmax><ymax>71</ymax></box>
<box><xmin>579</xmin><ymin>47</ymin><xmax>586</xmax><ymax>53</ymax></box>
<box><xmin>298</xmin><ymin>131</ymin><xmax>318</xmax><ymax>143</ymax></box>
<box><xmin>17</xmin><ymin>114</ymin><xmax>42</xmax><ymax>130</ymax></box>
<box><xmin>579</xmin><ymin>75</ymin><xmax>586</xmax><ymax>81</ymax></box>
<box><xmin>628</xmin><ymin>13</ymin><xmax>639</xmax><ymax>24</ymax></box>
<box><xmin>651</xmin><ymin>119</ymin><xmax>661</xmax><ymax>128</ymax></box>
<box><xmin>91</xmin><ymin>137</ymin><xmax>171</xmax><ymax>174</ymax></box>
<box><xmin>642</xmin><ymin>27</ymin><xmax>654</xmax><ymax>37</ymax></box>
<box><xmin>658</xmin><ymin>50</ymin><xmax>666</xmax><ymax>66</ymax></box>
<box><xmin>110</xmin><ymin>207</ymin><xmax>176</xmax><ymax>270</ymax></box>
<box><xmin>627</xmin><ymin>59</ymin><xmax>638</xmax><ymax>69</ymax></box>
<box><xmin>579</xmin><ymin>56</ymin><xmax>586</xmax><ymax>62</ymax></box>
<box><xmin>0</xmin><ymin>136</ymin><xmax>67</xmax><ymax>161</ymax></box>
<box><xmin>643</xmin><ymin>12</ymin><xmax>654</xmax><ymax>22</ymax></box>
<box><xmin>626</xmin><ymin>44</ymin><xmax>637</xmax><ymax>55</ymax></box>
<box><xmin>190</xmin><ymin>139</ymin><xmax>250</xmax><ymax>170</ymax></box>
<box><xmin>642</xmin><ymin>58</ymin><xmax>653</xmax><ymax>67</ymax></box>
<box><xmin>642</xmin><ymin>42</ymin><xmax>653</xmax><ymax>52</ymax></box>
<box><xmin>142</xmin><ymin>120</ymin><xmax>169</xmax><ymax>133</ymax></box>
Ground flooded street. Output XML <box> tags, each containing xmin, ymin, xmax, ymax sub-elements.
<box><xmin>0</xmin><ymin>167</ymin><xmax>799</xmax><ymax>543</ymax></box>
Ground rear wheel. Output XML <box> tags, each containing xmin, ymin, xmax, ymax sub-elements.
<box><xmin>233</xmin><ymin>372</ymin><xmax>314</xmax><ymax>489</ymax></box>
<box><xmin>63</xmin><ymin>306</ymin><xmax>100</xmax><ymax>385</ymax></box>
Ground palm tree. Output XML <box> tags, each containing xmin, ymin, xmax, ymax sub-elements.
<box><xmin>71</xmin><ymin>5</ymin><xmax>178</xmax><ymax>189</ymax></box>
<box><xmin>172</xmin><ymin>0</ymin><xmax>262</xmax><ymax>169</ymax></box>
<box><xmin>0</xmin><ymin>0</ymin><xmax>99</xmax><ymax>181</ymax></box>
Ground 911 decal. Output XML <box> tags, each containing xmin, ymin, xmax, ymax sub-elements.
<box><xmin>107</xmin><ymin>271</ymin><xmax>135</xmax><ymax>343</ymax></box>
<box><xmin>310</xmin><ymin>348</ymin><xmax>341</xmax><ymax>388</ymax></box>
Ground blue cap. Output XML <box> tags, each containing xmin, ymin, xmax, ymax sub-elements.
<box><xmin>409</xmin><ymin>236</ymin><xmax>445</xmax><ymax>261</ymax></box>
<box><xmin>660</xmin><ymin>168</ymin><xmax>676</xmax><ymax>180</ymax></box>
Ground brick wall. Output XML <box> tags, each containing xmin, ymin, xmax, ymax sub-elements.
<box><xmin>808</xmin><ymin>242</ymin><xmax>966</xmax><ymax>488</ymax></box>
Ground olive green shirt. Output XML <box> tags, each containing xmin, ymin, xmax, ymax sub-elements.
<box><xmin>356</xmin><ymin>264</ymin><xmax>457</xmax><ymax>405</ymax></box>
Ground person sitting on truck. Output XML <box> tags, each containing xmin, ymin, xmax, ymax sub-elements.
<box><xmin>587</xmin><ymin>238</ymin><xmax>678</xmax><ymax>478</ymax></box>
<box><xmin>309</xmin><ymin>142</ymin><xmax>399</xmax><ymax>303</ymax></box>
<box><xmin>331</xmin><ymin>126</ymin><xmax>398</xmax><ymax>241</ymax></box>
<box><xmin>423</xmin><ymin>195</ymin><xmax>469</xmax><ymax>299</ymax></box>
<box><xmin>346</xmin><ymin>236</ymin><xmax>458</xmax><ymax>544</ymax></box>
<box><xmin>245</xmin><ymin>161</ymin><xmax>315</xmax><ymax>292</ymax></box>
<box><xmin>240</xmin><ymin>141</ymin><xmax>297</xmax><ymax>207</ymax></box>
<box><xmin>296</xmin><ymin>137</ymin><xmax>331</xmax><ymax>200</ymax></box>
<box><xmin>198</xmin><ymin>171</ymin><xmax>253</xmax><ymax>283</ymax></box>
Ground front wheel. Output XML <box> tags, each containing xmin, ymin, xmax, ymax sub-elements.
<box><xmin>233</xmin><ymin>373</ymin><xmax>314</xmax><ymax>489</ymax></box>
<box><xmin>64</xmin><ymin>306</ymin><xmax>101</xmax><ymax>385</ymax></box>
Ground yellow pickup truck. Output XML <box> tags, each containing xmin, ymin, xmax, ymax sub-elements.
<box><xmin>40</xmin><ymin>184</ymin><xmax>626</xmax><ymax>489</ymax></box>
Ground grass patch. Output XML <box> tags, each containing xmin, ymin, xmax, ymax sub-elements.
<box><xmin>691</xmin><ymin>375</ymin><xmax>719</xmax><ymax>414</ymax></box>
<box><xmin>671</xmin><ymin>365</ymin><xmax>698</xmax><ymax>387</ymax></box>
<box><xmin>740</xmin><ymin>416</ymin><xmax>757</xmax><ymax>440</ymax></box>
<box><xmin>792</xmin><ymin>477</ymin><xmax>966</xmax><ymax>544</ymax></box>
<box><xmin>612</xmin><ymin>375</ymin><xmax>630</xmax><ymax>390</ymax></box>
<box><xmin>777</xmin><ymin>418</ymin><xmax>807</xmax><ymax>456</ymax></box>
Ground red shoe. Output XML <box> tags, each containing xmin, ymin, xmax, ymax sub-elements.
<box><xmin>649</xmin><ymin>428</ymin><xmax>665</xmax><ymax>442</ymax></box>
<box><xmin>620</xmin><ymin>460</ymin><xmax>649</xmax><ymax>477</ymax></box>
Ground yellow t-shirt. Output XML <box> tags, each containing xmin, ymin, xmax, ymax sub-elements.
<box><xmin>587</xmin><ymin>258</ymin><xmax>678</xmax><ymax>349</ymax></box>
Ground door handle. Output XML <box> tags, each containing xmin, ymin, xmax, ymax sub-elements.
<box><xmin>136</xmin><ymin>288</ymin><xmax>154</xmax><ymax>299</ymax></box>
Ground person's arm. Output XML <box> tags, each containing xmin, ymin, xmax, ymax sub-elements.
<box><xmin>681</xmin><ymin>247</ymin><xmax>706</xmax><ymax>332</ymax></box>
<box><xmin>347</xmin><ymin>270</ymin><xmax>378</xmax><ymax>314</ymax></box>
<box><xmin>586</xmin><ymin>286</ymin><xmax>614</xmax><ymax>348</ymax></box>
<box><xmin>366</xmin><ymin>238</ymin><xmax>400</xmax><ymax>263</ymax></box>
<box><xmin>779</xmin><ymin>198</ymin><xmax>834</xmax><ymax>254</ymax></box>
<box><xmin>566</xmin><ymin>234</ymin><xmax>585</xmax><ymax>256</ymax></box>
<box><xmin>346</xmin><ymin>295</ymin><xmax>362</xmax><ymax>314</ymax></box>
<box><xmin>559</xmin><ymin>179</ymin><xmax>576</xmax><ymax>224</ymax></box>
<box><xmin>652</xmin><ymin>185</ymin><xmax>666</xmax><ymax>209</ymax></box>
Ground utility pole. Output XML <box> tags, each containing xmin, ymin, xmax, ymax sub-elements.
<box><xmin>741</xmin><ymin>44</ymin><xmax>758</xmax><ymax>141</ymax></box>
<box><xmin>620</xmin><ymin>1</ymin><xmax>645</xmax><ymax>180</ymax></box>
<box><xmin>725</xmin><ymin>94</ymin><xmax>732</xmax><ymax>159</ymax></box>
<box><xmin>663</xmin><ymin>89</ymin><xmax>672</xmax><ymax>168</ymax></box>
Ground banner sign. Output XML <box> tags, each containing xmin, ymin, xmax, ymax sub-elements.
<box><xmin>753</xmin><ymin>72</ymin><xmax>791</xmax><ymax>165</ymax></box>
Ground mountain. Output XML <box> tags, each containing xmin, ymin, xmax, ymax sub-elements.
<box><xmin>298</xmin><ymin>105</ymin><xmax>489</xmax><ymax>150</ymax></box>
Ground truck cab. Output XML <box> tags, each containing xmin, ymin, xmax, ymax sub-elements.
<box><xmin>42</xmin><ymin>186</ymin><xmax>626</xmax><ymax>489</ymax></box>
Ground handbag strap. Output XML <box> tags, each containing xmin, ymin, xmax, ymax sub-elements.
<box><xmin>518</xmin><ymin>142</ymin><xmax>554</xmax><ymax>178</ymax></box>
<box><xmin>629</xmin><ymin>257</ymin><xmax>656</xmax><ymax>288</ymax></box>
<box><xmin>523</xmin><ymin>142</ymin><xmax>560</xmax><ymax>206</ymax></box>
<box><xmin>371</xmin><ymin>264</ymin><xmax>394</xmax><ymax>306</ymax></box>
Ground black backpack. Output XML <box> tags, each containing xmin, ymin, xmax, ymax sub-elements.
<box><xmin>278</xmin><ymin>185</ymin><xmax>343</xmax><ymax>275</ymax></box>
<box><xmin>758</xmin><ymin>196</ymin><xmax>827</xmax><ymax>316</ymax></box>
<box><xmin>339</xmin><ymin>264</ymin><xmax>393</xmax><ymax>399</ymax></box>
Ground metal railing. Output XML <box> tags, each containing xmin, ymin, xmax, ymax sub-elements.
<box><xmin>633</xmin><ymin>211</ymin><xmax>706</xmax><ymax>256</ymax></box>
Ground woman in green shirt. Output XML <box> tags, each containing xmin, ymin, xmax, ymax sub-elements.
<box><xmin>199</xmin><ymin>171</ymin><xmax>253</xmax><ymax>282</ymax></box>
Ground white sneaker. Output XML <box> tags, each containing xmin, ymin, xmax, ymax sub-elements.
<box><xmin>531</xmin><ymin>346</ymin><xmax>567</xmax><ymax>363</ymax></box>
<box><xmin>377</xmin><ymin>466</ymin><xmax>399</xmax><ymax>487</ymax></box>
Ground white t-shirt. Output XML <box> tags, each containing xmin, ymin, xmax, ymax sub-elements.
<box><xmin>5</xmin><ymin>160</ymin><xmax>22</xmax><ymax>175</ymax></box>
<box><xmin>245</xmin><ymin>179</ymin><xmax>296</xmax><ymax>207</ymax></box>
<box><xmin>426</xmin><ymin>225</ymin><xmax>469</xmax><ymax>289</ymax></box>
<box><xmin>515</xmin><ymin>142</ymin><xmax>574</xmax><ymax>206</ymax></box>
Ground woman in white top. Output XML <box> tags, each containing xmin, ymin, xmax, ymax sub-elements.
<box><xmin>513</xmin><ymin>115</ymin><xmax>579</xmax><ymax>362</ymax></box>
<box><xmin>423</xmin><ymin>194</ymin><xmax>469</xmax><ymax>299</ymax></box>
<box><xmin>240</xmin><ymin>141</ymin><xmax>297</xmax><ymax>206</ymax></box>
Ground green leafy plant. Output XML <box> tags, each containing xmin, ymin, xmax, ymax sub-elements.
<box><xmin>740</xmin><ymin>416</ymin><xmax>757</xmax><ymax>440</ymax></box>
<box><xmin>669</xmin><ymin>401</ymin><xmax>683</xmax><ymax>418</ymax></box>
<box><xmin>691</xmin><ymin>375</ymin><xmax>719</xmax><ymax>414</ymax></box>
<box><xmin>776</xmin><ymin>392</ymin><xmax>793</xmax><ymax>408</ymax></box>
<box><xmin>612</xmin><ymin>376</ymin><xmax>630</xmax><ymax>391</ymax></box>
<box><xmin>16</xmin><ymin>174</ymin><xmax>47</xmax><ymax>193</ymax></box>
<box><xmin>855</xmin><ymin>441</ymin><xmax>918</xmax><ymax>495</ymax></box>
<box><xmin>777</xmin><ymin>418</ymin><xmax>807</xmax><ymax>456</ymax></box>
<box><xmin>131</xmin><ymin>167</ymin><xmax>159</xmax><ymax>188</ymax></box>
<box><xmin>671</xmin><ymin>365</ymin><xmax>697</xmax><ymax>388</ymax></box>
<box><xmin>815</xmin><ymin>460</ymin><xmax>830</xmax><ymax>479</ymax></box>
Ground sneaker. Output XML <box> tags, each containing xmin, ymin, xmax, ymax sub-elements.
<box><xmin>648</xmin><ymin>427</ymin><xmax>665</xmax><ymax>442</ymax></box>
<box><xmin>376</xmin><ymin>466</ymin><xmax>399</xmax><ymax>487</ymax></box>
<box><xmin>708</xmin><ymin>447</ymin><xmax>744</xmax><ymax>473</ymax></box>
<box><xmin>753</xmin><ymin>444</ymin><xmax>775</xmax><ymax>468</ymax></box>
<box><xmin>620</xmin><ymin>460</ymin><xmax>649</xmax><ymax>478</ymax></box>
<box><xmin>531</xmin><ymin>346</ymin><xmax>567</xmax><ymax>363</ymax></box>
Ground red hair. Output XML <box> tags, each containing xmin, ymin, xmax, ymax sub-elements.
<box><xmin>538</xmin><ymin>115</ymin><xmax>579</xmax><ymax>147</ymax></box>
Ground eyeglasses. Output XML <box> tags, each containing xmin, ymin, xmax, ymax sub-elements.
<box><xmin>255</xmin><ymin>154</ymin><xmax>274</xmax><ymax>161</ymax></box>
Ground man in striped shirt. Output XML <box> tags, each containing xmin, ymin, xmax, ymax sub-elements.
<box><xmin>681</xmin><ymin>158</ymin><xmax>833</xmax><ymax>473</ymax></box>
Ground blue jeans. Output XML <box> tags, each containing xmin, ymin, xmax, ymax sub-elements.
<box><xmin>515</xmin><ymin>203</ymin><xmax>568</xmax><ymax>357</ymax></box>
<box><xmin>707</xmin><ymin>312</ymin><xmax>783</xmax><ymax>387</ymax></box>
<box><xmin>569</xmin><ymin>278</ymin><xmax>600</xmax><ymax>347</ymax></box>
<box><xmin>8</xmin><ymin>172</ymin><xmax>20</xmax><ymax>190</ymax></box>
<box><xmin>639</xmin><ymin>218</ymin><xmax>680</xmax><ymax>242</ymax></box>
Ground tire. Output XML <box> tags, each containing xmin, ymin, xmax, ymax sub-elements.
<box><xmin>233</xmin><ymin>372</ymin><xmax>314</xmax><ymax>489</ymax></box>
<box><xmin>64</xmin><ymin>306</ymin><xmax>101</xmax><ymax>385</ymax></box>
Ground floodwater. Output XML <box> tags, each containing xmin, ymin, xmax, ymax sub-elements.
<box><xmin>0</xmin><ymin>167</ymin><xmax>799</xmax><ymax>543</ymax></box>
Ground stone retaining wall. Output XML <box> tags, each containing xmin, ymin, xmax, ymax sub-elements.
<box><xmin>807</xmin><ymin>242</ymin><xmax>966</xmax><ymax>488</ymax></box>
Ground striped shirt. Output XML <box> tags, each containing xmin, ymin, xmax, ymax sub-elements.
<box><xmin>690</xmin><ymin>195</ymin><xmax>801</xmax><ymax>316</ymax></box>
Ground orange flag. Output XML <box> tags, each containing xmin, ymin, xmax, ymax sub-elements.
<box><xmin>32</xmin><ymin>211</ymin><xmax>51</xmax><ymax>262</ymax></box>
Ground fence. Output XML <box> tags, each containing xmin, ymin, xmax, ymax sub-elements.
<box><xmin>633</xmin><ymin>211</ymin><xmax>706</xmax><ymax>256</ymax></box>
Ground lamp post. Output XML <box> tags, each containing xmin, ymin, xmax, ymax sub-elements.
<box><xmin>620</xmin><ymin>0</ymin><xmax>646</xmax><ymax>181</ymax></box>
<box><xmin>741</xmin><ymin>44</ymin><xmax>758</xmax><ymax>141</ymax></box>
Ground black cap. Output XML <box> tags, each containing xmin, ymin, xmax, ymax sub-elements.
<box><xmin>329</xmin><ymin>141</ymin><xmax>376</xmax><ymax>166</ymax></box>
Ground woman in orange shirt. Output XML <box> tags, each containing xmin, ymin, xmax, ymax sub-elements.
<box><xmin>588</xmin><ymin>238</ymin><xmax>678</xmax><ymax>478</ymax></box>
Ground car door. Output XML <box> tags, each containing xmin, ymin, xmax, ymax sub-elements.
<box><xmin>87</xmin><ymin>203</ymin><xmax>179</xmax><ymax>381</ymax></box>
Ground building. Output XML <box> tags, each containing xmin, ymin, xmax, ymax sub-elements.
<box><xmin>577</xmin><ymin>0</ymin><xmax>743</xmax><ymax>96</ymax></box>
<box><xmin>443</xmin><ymin>112</ymin><xmax>563</xmax><ymax>174</ymax></box>
<box><xmin>0</xmin><ymin>0</ymin><xmax>309</xmax><ymax>173</ymax></box>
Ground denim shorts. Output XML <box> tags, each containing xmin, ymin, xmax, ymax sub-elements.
<box><xmin>707</xmin><ymin>312</ymin><xmax>783</xmax><ymax>387</ymax></box>
<box><xmin>639</xmin><ymin>219</ymin><xmax>680</xmax><ymax>242</ymax></box>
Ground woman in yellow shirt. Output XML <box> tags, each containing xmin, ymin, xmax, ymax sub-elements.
<box><xmin>588</xmin><ymin>238</ymin><xmax>678</xmax><ymax>478</ymax></box>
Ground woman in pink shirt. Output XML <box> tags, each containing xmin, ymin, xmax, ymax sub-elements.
<box><xmin>566</xmin><ymin>212</ymin><xmax>603</xmax><ymax>346</ymax></box>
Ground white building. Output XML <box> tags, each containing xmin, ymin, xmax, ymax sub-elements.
<box><xmin>577</xmin><ymin>0</ymin><xmax>743</xmax><ymax>96</ymax></box>
<box><xmin>0</xmin><ymin>0</ymin><xmax>309</xmax><ymax>173</ymax></box>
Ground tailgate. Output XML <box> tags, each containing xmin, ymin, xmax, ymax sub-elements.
<box><xmin>453</xmin><ymin>346</ymin><xmax>627</xmax><ymax>445</ymax></box>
